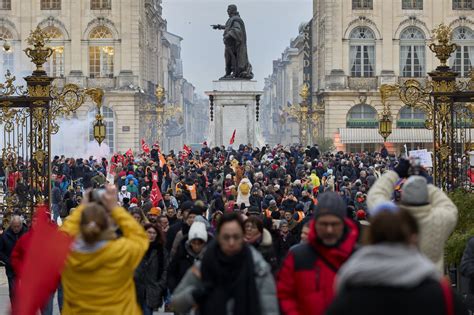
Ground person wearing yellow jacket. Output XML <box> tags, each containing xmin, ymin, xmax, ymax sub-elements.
<box><xmin>60</xmin><ymin>185</ymin><xmax>149</xmax><ymax>314</ymax></box>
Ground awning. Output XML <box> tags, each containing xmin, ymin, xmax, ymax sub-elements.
<box><xmin>339</xmin><ymin>128</ymin><xmax>433</xmax><ymax>144</ymax></box>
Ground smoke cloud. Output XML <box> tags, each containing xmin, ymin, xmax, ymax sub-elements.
<box><xmin>51</xmin><ymin>117</ymin><xmax>111</xmax><ymax>160</ymax></box>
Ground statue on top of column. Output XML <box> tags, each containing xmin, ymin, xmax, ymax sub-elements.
<box><xmin>211</xmin><ymin>4</ymin><xmax>254</xmax><ymax>80</ymax></box>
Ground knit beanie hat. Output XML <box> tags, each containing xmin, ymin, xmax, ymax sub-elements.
<box><xmin>314</xmin><ymin>192</ymin><xmax>346</xmax><ymax>222</ymax></box>
<box><xmin>188</xmin><ymin>221</ymin><xmax>208</xmax><ymax>242</ymax></box>
<box><xmin>401</xmin><ymin>176</ymin><xmax>429</xmax><ymax>206</ymax></box>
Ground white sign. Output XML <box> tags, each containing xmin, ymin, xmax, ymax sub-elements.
<box><xmin>409</xmin><ymin>149</ymin><xmax>433</xmax><ymax>168</ymax></box>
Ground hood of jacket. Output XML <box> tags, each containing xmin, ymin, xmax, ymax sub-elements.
<box><xmin>336</xmin><ymin>243</ymin><xmax>440</xmax><ymax>292</ymax></box>
<box><xmin>67</xmin><ymin>231</ymin><xmax>118</xmax><ymax>271</ymax></box>
<box><xmin>261</xmin><ymin>228</ymin><xmax>272</xmax><ymax>247</ymax></box>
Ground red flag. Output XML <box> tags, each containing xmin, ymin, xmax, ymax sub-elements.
<box><xmin>141</xmin><ymin>139</ymin><xmax>150</xmax><ymax>154</ymax></box>
<box><xmin>150</xmin><ymin>172</ymin><xmax>163</xmax><ymax>207</ymax></box>
<box><xmin>183</xmin><ymin>145</ymin><xmax>192</xmax><ymax>154</ymax></box>
<box><xmin>229</xmin><ymin>129</ymin><xmax>236</xmax><ymax>145</ymax></box>
<box><xmin>13</xmin><ymin>205</ymin><xmax>73</xmax><ymax>315</ymax></box>
<box><xmin>125</xmin><ymin>148</ymin><xmax>133</xmax><ymax>157</ymax></box>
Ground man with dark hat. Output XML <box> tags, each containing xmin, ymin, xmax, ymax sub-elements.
<box><xmin>277</xmin><ymin>192</ymin><xmax>359</xmax><ymax>315</ymax></box>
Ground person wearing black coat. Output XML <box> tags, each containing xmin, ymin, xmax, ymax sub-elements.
<box><xmin>0</xmin><ymin>216</ymin><xmax>27</xmax><ymax>303</ymax></box>
<box><xmin>273</xmin><ymin>219</ymin><xmax>297</xmax><ymax>266</ymax></box>
<box><xmin>326</xmin><ymin>203</ymin><xmax>467</xmax><ymax>315</ymax></box>
<box><xmin>460</xmin><ymin>237</ymin><xmax>474</xmax><ymax>312</ymax></box>
<box><xmin>134</xmin><ymin>223</ymin><xmax>168</xmax><ymax>315</ymax></box>
<box><xmin>167</xmin><ymin>221</ymin><xmax>209</xmax><ymax>293</ymax></box>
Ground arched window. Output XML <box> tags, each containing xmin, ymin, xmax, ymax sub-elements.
<box><xmin>89</xmin><ymin>106</ymin><xmax>115</xmax><ymax>152</ymax></box>
<box><xmin>397</xmin><ymin>106</ymin><xmax>426</xmax><ymax>128</ymax></box>
<box><xmin>400</xmin><ymin>27</ymin><xmax>426</xmax><ymax>77</ymax></box>
<box><xmin>0</xmin><ymin>27</ymin><xmax>14</xmax><ymax>76</ymax></box>
<box><xmin>88</xmin><ymin>26</ymin><xmax>114</xmax><ymax>78</ymax></box>
<box><xmin>43</xmin><ymin>26</ymin><xmax>65</xmax><ymax>77</ymax></box>
<box><xmin>349</xmin><ymin>27</ymin><xmax>375</xmax><ymax>77</ymax></box>
<box><xmin>452</xmin><ymin>27</ymin><xmax>474</xmax><ymax>77</ymax></box>
<box><xmin>346</xmin><ymin>104</ymin><xmax>378</xmax><ymax>128</ymax></box>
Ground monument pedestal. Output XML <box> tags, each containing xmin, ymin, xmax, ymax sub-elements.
<box><xmin>206</xmin><ymin>80</ymin><xmax>263</xmax><ymax>147</ymax></box>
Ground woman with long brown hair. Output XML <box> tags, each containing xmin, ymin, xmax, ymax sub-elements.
<box><xmin>134</xmin><ymin>223</ymin><xmax>168</xmax><ymax>315</ymax></box>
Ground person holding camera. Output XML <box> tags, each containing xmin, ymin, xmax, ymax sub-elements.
<box><xmin>60</xmin><ymin>185</ymin><xmax>148</xmax><ymax>314</ymax></box>
<box><xmin>367</xmin><ymin>158</ymin><xmax>458</xmax><ymax>272</ymax></box>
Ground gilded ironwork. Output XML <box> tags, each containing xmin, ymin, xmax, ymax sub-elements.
<box><xmin>429</xmin><ymin>24</ymin><xmax>458</xmax><ymax>68</ymax></box>
<box><xmin>24</xmin><ymin>26</ymin><xmax>53</xmax><ymax>75</ymax></box>
<box><xmin>0</xmin><ymin>27</ymin><xmax>105</xmax><ymax>224</ymax></box>
<box><xmin>387</xmin><ymin>23</ymin><xmax>474</xmax><ymax>191</ymax></box>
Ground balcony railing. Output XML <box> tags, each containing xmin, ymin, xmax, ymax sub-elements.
<box><xmin>348</xmin><ymin>77</ymin><xmax>378</xmax><ymax>90</ymax></box>
<box><xmin>87</xmin><ymin>77</ymin><xmax>116</xmax><ymax>89</ymax></box>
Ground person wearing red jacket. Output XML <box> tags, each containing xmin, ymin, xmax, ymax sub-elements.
<box><xmin>277</xmin><ymin>192</ymin><xmax>359</xmax><ymax>315</ymax></box>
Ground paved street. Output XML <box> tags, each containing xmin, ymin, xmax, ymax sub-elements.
<box><xmin>0</xmin><ymin>267</ymin><xmax>172</xmax><ymax>314</ymax></box>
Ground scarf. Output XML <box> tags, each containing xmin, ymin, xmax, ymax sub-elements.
<box><xmin>200</xmin><ymin>241</ymin><xmax>260</xmax><ymax>315</ymax></box>
<box><xmin>244</xmin><ymin>232</ymin><xmax>262</xmax><ymax>245</ymax></box>
<box><xmin>336</xmin><ymin>243</ymin><xmax>440</xmax><ymax>292</ymax></box>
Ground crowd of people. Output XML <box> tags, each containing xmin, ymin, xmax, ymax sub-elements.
<box><xmin>0</xmin><ymin>142</ymin><xmax>472</xmax><ymax>315</ymax></box>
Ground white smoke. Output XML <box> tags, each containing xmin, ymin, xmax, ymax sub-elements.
<box><xmin>51</xmin><ymin>117</ymin><xmax>111</xmax><ymax>160</ymax></box>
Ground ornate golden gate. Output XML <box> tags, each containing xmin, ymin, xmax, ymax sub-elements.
<box><xmin>0</xmin><ymin>27</ymin><xmax>105</xmax><ymax>223</ymax></box>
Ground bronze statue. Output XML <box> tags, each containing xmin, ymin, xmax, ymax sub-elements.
<box><xmin>211</xmin><ymin>4</ymin><xmax>254</xmax><ymax>80</ymax></box>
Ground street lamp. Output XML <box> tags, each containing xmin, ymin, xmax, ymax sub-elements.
<box><xmin>86</xmin><ymin>88</ymin><xmax>107</xmax><ymax>146</ymax></box>
<box><xmin>93</xmin><ymin>115</ymin><xmax>106</xmax><ymax>145</ymax></box>
<box><xmin>378</xmin><ymin>84</ymin><xmax>397</xmax><ymax>142</ymax></box>
<box><xmin>154</xmin><ymin>85</ymin><xmax>183</xmax><ymax>149</ymax></box>
<box><xmin>284</xmin><ymin>84</ymin><xmax>310</xmax><ymax>145</ymax></box>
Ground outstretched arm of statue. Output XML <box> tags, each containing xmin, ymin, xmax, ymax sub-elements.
<box><xmin>211</xmin><ymin>24</ymin><xmax>225</xmax><ymax>30</ymax></box>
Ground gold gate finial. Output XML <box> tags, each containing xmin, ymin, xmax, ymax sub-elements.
<box><xmin>429</xmin><ymin>24</ymin><xmax>457</xmax><ymax>67</ymax></box>
<box><xmin>24</xmin><ymin>26</ymin><xmax>53</xmax><ymax>75</ymax></box>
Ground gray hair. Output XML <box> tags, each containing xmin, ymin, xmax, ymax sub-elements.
<box><xmin>10</xmin><ymin>215</ymin><xmax>22</xmax><ymax>225</ymax></box>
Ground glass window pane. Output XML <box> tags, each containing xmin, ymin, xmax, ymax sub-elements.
<box><xmin>402</xmin><ymin>0</ymin><xmax>423</xmax><ymax>9</ymax></box>
<box><xmin>0</xmin><ymin>0</ymin><xmax>11</xmax><ymax>10</ymax></box>
<box><xmin>353</xmin><ymin>0</ymin><xmax>373</xmax><ymax>9</ymax></box>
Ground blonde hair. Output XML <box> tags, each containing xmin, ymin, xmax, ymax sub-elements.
<box><xmin>80</xmin><ymin>203</ymin><xmax>110</xmax><ymax>245</ymax></box>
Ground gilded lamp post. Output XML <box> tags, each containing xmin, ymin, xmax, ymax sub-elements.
<box><xmin>284</xmin><ymin>84</ymin><xmax>310</xmax><ymax>145</ymax></box>
<box><xmin>154</xmin><ymin>85</ymin><xmax>183</xmax><ymax>149</ymax></box>
<box><xmin>379</xmin><ymin>84</ymin><xmax>396</xmax><ymax>142</ymax></box>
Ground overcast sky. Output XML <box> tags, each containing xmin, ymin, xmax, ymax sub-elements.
<box><xmin>162</xmin><ymin>0</ymin><xmax>312</xmax><ymax>95</ymax></box>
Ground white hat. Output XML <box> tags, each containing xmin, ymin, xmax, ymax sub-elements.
<box><xmin>121</xmin><ymin>186</ymin><xmax>127</xmax><ymax>191</ymax></box>
<box><xmin>188</xmin><ymin>221</ymin><xmax>208</xmax><ymax>243</ymax></box>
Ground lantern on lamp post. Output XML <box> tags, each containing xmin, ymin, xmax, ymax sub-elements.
<box><xmin>85</xmin><ymin>88</ymin><xmax>107</xmax><ymax>146</ymax></box>
<box><xmin>93</xmin><ymin>113</ymin><xmax>106</xmax><ymax>145</ymax></box>
<box><xmin>378</xmin><ymin>113</ymin><xmax>392</xmax><ymax>142</ymax></box>
<box><xmin>378</xmin><ymin>84</ymin><xmax>397</xmax><ymax>142</ymax></box>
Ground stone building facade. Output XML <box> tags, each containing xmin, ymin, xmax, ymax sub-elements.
<box><xmin>264</xmin><ymin>0</ymin><xmax>473</xmax><ymax>153</ymax></box>
<box><xmin>0</xmin><ymin>0</ymin><xmax>195</xmax><ymax>155</ymax></box>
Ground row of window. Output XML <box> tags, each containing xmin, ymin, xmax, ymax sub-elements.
<box><xmin>350</xmin><ymin>26</ymin><xmax>474</xmax><ymax>77</ymax></box>
<box><xmin>0</xmin><ymin>0</ymin><xmax>111</xmax><ymax>10</ymax></box>
<box><xmin>0</xmin><ymin>25</ymin><xmax>114</xmax><ymax>78</ymax></box>
<box><xmin>353</xmin><ymin>0</ymin><xmax>472</xmax><ymax>10</ymax></box>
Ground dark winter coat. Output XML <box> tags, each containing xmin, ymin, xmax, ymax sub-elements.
<box><xmin>274</xmin><ymin>232</ymin><xmax>297</xmax><ymax>265</ymax></box>
<box><xmin>167</xmin><ymin>239</ymin><xmax>205</xmax><ymax>292</ymax></box>
<box><xmin>326</xmin><ymin>279</ymin><xmax>467</xmax><ymax>315</ymax></box>
<box><xmin>134</xmin><ymin>244</ymin><xmax>168</xmax><ymax>309</ymax></box>
<box><xmin>0</xmin><ymin>226</ymin><xmax>27</xmax><ymax>276</ymax></box>
<box><xmin>460</xmin><ymin>237</ymin><xmax>474</xmax><ymax>295</ymax></box>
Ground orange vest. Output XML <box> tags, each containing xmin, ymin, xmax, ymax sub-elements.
<box><xmin>186</xmin><ymin>184</ymin><xmax>197</xmax><ymax>200</ymax></box>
